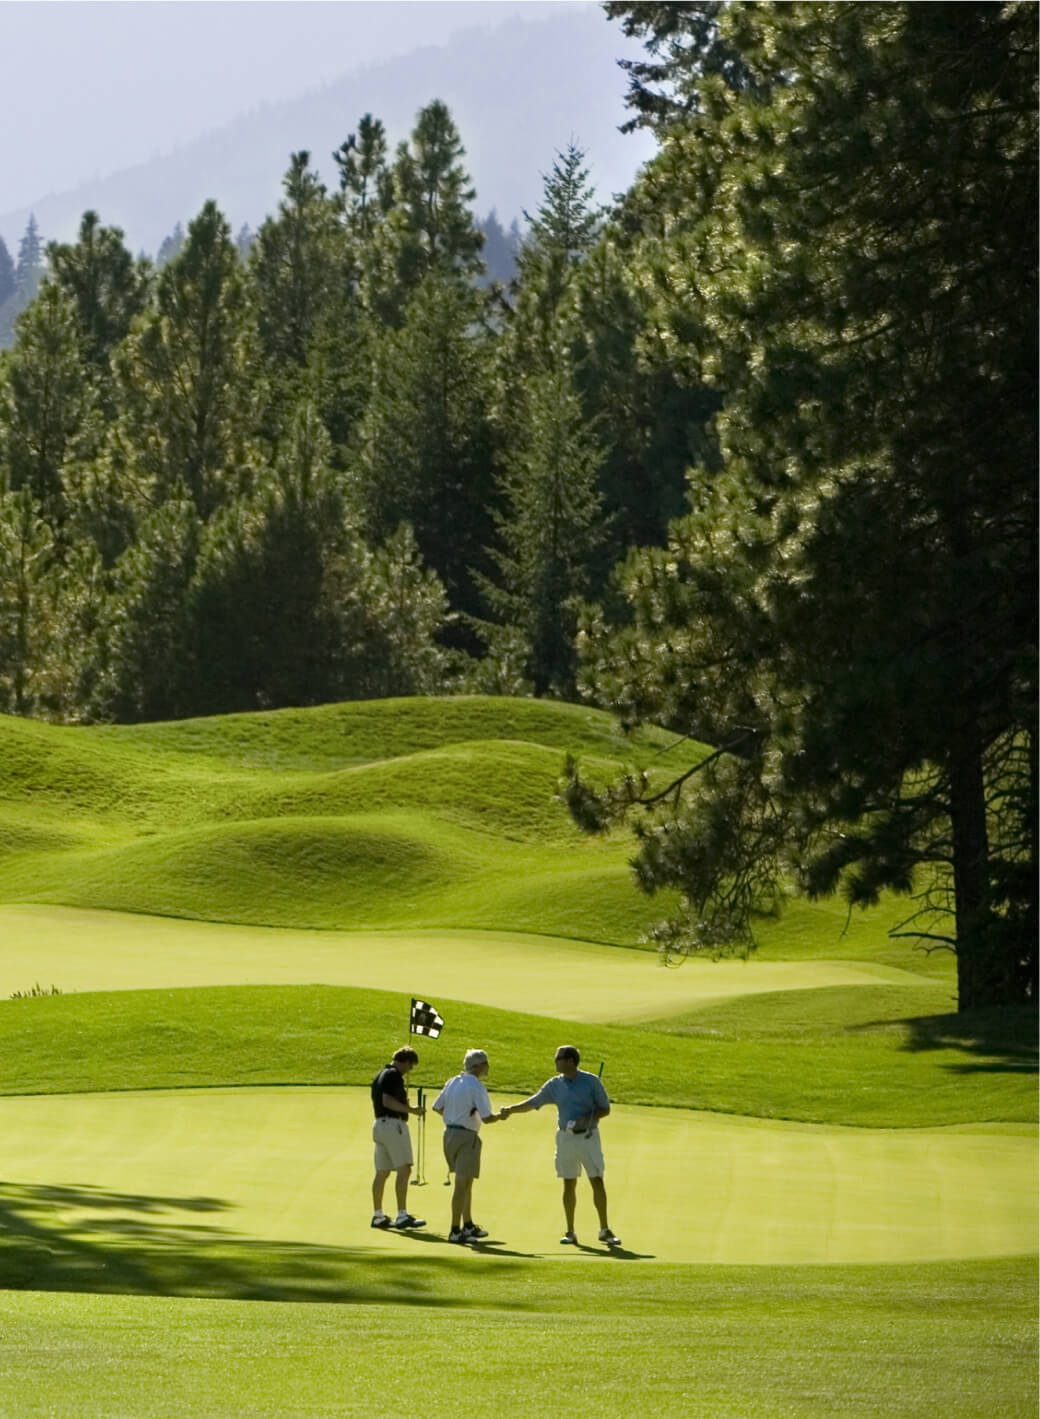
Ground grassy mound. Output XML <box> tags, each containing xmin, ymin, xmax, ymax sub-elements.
<box><xmin>0</xmin><ymin>696</ymin><xmax>942</xmax><ymax>964</ymax></box>
<box><xmin>0</xmin><ymin>697</ymin><xmax>707</xmax><ymax>941</ymax></box>
<box><xmin>2</xmin><ymin>982</ymin><xmax>1033</xmax><ymax>1126</ymax></box>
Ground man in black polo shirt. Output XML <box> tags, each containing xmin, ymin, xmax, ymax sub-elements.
<box><xmin>370</xmin><ymin>1046</ymin><xmax>426</xmax><ymax>1230</ymax></box>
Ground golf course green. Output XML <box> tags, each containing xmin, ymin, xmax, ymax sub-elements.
<box><xmin>0</xmin><ymin>698</ymin><xmax>1035</xmax><ymax>1417</ymax></box>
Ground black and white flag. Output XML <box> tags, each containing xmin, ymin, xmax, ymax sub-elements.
<box><xmin>410</xmin><ymin>998</ymin><xmax>444</xmax><ymax>1038</ymax></box>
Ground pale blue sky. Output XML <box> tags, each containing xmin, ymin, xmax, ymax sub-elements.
<box><xmin>1</xmin><ymin>1</ymin><xmax>642</xmax><ymax>213</ymax></box>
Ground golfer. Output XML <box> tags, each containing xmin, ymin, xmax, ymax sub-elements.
<box><xmin>432</xmin><ymin>1049</ymin><xmax>506</xmax><ymax>1243</ymax></box>
<box><xmin>370</xmin><ymin>1045</ymin><xmax>426</xmax><ymax>1230</ymax></box>
<box><xmin>502</xmin><ymin>1044</ymin><xmax>621</xmax><ymax>1247</ymax></box>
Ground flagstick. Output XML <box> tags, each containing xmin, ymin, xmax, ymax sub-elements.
<box><xmin>415</xmin><ymin>1086</ymin><xmax>426</xmax><ymax>1185</ymax></box>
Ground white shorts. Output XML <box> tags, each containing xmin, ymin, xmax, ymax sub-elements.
<box><xmin>554</xmin><ymin>1127</ymin><xmax>605</xmax><ymax>1180</ymax></box>
<box><xmin>373</xmin><ymin>1117</ymin><xmax>413</xmax><ymax>1171</ymax></box>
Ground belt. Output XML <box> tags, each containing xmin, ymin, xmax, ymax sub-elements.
<box><xmin>446</xmin><ymin>1124</ymin><xmax>476</xmax><ymax>1131</ymax></box>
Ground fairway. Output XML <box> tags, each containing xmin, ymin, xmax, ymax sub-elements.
<box><xmin>2</xmin><ymin>1087</ymin><xmax>1034</xmax><ymax>1288</ymax></box>
<box><xmin>0</xmin><ymin>904</ymin><xmax>940</xmax><ymax>1022</ymax></box>
<box><xmin>0</xmin><ymin>698</ymin><xmax>1034</xmax><ymax>1418</ymax></box>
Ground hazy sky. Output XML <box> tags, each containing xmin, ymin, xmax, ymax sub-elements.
<box><xmin>1</xmin><ymin>0</ymin><xmax>608</xmax><ymax>212</ymax></box>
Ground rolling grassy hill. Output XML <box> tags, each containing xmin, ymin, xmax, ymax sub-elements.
<box><xmin>1</xmin><ymin>696</ymin><xmax>1034</xmax><ymax>1419</ymax></box>
<box><xmin>0</xmin><ymin>698</ymin><xmax>704</xmax><ymax>940</ymax></box>
<box><xmin>0</xmin><ymin>696</ymin><xmax>943</xmax><ymax>965</ymax></box>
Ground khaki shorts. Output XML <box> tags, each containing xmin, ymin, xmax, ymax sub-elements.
<box><xmin>373</xmin><ymin>1116</ymin><xmax>413</xmax><ymax>1171</ymax></box>
<box><xmin>443</xmin><ymin>1126</ymin><xmax>482</xmax><ymax>1178</ymax></box>
<box><xmin>554</xmin><ymin>1127</ymin><xmax>605</xmax><ymax>1180</ymax></box>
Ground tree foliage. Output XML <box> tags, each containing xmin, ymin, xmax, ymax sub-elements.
<box><xmin>570</xmin><ymin>0</ymin><xmax>1038</xmax><ymax>1009</ymax></box>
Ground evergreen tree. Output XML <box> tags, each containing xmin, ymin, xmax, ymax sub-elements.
<box><xmin>569</xmin><ymin>233</ymin><xmax>717</xmax><ymax>568</ymax></box>
<box><xmin>251</xmin><ymin>152</ymin><xmax>341</xmax><ymax>372</ymax></box>
<box><xmin>379</xmin><ymin>100</ymin><xmax>485</xmax><ymax>318</ymax></box>
<box><xmin>188</xmin><ymin>404</ymin><xmax>449</xmax><ymax>712</ymax></box>
<box><xmin>0</xmin><ymin>215</ymin><xmax>45</xmax><ymax>346</ymax></box>
<box><xmin>0</xmin><ymin>235</ymin><xmax>14</xmax><ymax>309</ymax></box>
<box><xmin>478</xmin><ymin>352</ymin><xmax>604</xmax><ymax>697</ymax></box>
<box><xmin>187</xmin><ymin>402</ymin><xmax>344</xmax><ymax>713</ymax></box>
<box><xmin>14</xmin><ymin>215</ymin><xmax>43</xmax><ymax>305</ymax></box>
<box><xmin>114</xmin><ymin>201</ymin><xmax>257</xmax><ymax>517</ymax></box>
<box><xmin>48</xmin><ymin>211</ymin><xmax>148</xmax><ymax>371</ymax></box>
<box><xmin>334</xmin><ymin>113</ymin><xmax>394</xmax><ymax>249</ymax></box>
<box><xmin>156</xmin><ymin>222</ymin><xmax>186</xmax><ymax>267</ymax></box>
<box><xmin>0</xmin><ymin>487</ymin><xmax>54</xmax><ymax>715</ymax></box>
<box><xmin>571</xmin><ymin>1</ymin><xmax>1038</xmax><ymax>1009</ymax></box>
<box><xmin>354</xmin><ymin>271</ymin><xmax>497</xmax><ymax>624</ymax></box>
<box><xmin>93</xmin><ymin>493</ymin><xmax>200</xmax><ymax>722</ymax></box>
<box><xmin>478</xmin><ymin>210</ymin><xmax>520</xmax><ymax>286</ymax></box>
<box><xmin>0</xmin><ymin>280</ymin><xmax>100</xmax><ymax>534</ymax></box>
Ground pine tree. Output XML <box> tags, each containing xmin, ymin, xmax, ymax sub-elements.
<box><xmin>48</xmin><ymin>211</ymin><xmax>148</xmax><ymax>371</ymax></box>
<box><xmin>14</xmin><ymin>215</ymin><xmax>43</xmax><ymax>304</ymax></box>
<box><xmin>0</xmin><ymin>235</ymin><xmax>14</xmax><ymax>309</ymax></box>
<box><xmin>250</xmin><ymin>152</ymin><xmax>341</xmax><ymax>372</ymax></box>
<box><xmin>94</xmin><ymin>493</ymin><xmax>200</xmax><ymax>722</ymax></box>
<box><xmin>478</xmin><ymin>352</ymin><xmax>604</xmax><ymax>697</ymax></box>
<box><xmin>0</xmin><ymin>215</ymin><xmax>45</xmax><ymax>346</ymax></box>
<box><xmin>354</xmin><ymin>271</ymin><xmax>497</xmax><ymax>624</ymax></box>
<box><xmin>0</xmin><ymin>487</ymin><xmax>56</xmax><ymax>715</ymax></box>
<box><xmin>114</xmin><ymin>201</ymin><xmax>257</xmax><ymax>517</ymax></box>
<box><xmin>156</xmin><ymin>223</ymin><xmax>186</xmax><ymax>267</ymax></box>
<box><xmin>572</xmin><ymin>1</ymin><xmax>1038</xmax><ymax>1008</ymax></box>
<box><xmin>334</xmin><ymin>113</ymin><xmax>394</xmax><ymax>248</ymax></box>
<box><xmin>0</xmin><ymin>280</ymin><xmax>100</xmax><ymax>534</ymax></box>
<box><xmin>379</xmin><ymin>101</ymin><xmax>485</xmax><ymax>319</ymax></box>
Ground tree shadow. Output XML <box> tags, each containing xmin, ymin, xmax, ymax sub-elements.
<box><xmin>895</xmin><ymin>1006</ymin><xmax>1038</xmax><ymax>1075</ymax></box>
<box><xmin>0</xmin><ymin>1179</ymin><xmax>527</xmax><ymax>1305</ymax></box>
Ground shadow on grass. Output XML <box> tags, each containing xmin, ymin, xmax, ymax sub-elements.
<box><xmin>897</xmin><ymin>1006</ymin><xmax>1038</xmax><ymax>1075</ymax></box>
<box><xmin>0</xmin><ymin>1180</ymin><xmax>528</xmax><ymax>1305</ymax></box>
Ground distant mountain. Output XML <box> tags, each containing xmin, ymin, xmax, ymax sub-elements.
<box><xmin>0</xmin><ymin>9</ymin><xmax>654</xmax><ymax>258</ymax></box>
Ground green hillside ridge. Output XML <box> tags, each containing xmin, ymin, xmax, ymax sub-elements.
<box><xmin>0</xmin><ymin>698</ymin><xmax>696</xmax><ymax>941</ymax></box>
<box><xmin>0</xmin><ymin>696</ymin><xmax>942</xmax><ymax>963</ymax></box>
<box><xmin>1</xmin><ymin>983</ymin><xmax>1033</xmax><ymax>1126</ymax></box>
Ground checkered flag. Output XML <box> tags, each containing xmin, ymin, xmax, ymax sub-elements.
<box><xmin>409</xmin><ymin>998</ymin><xmax>444</xmax><ymax>1038</ymax></box>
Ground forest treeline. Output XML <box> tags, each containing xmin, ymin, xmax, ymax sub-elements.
<box><xmin>1</xmin><ymin>2</ymin><xmax>1035</xmax><ymax>1009</ymax></box>
<box><xmin>0</xmin><ymin>100</ymin><xmax>704</xmax><ymax>720</ymax></box>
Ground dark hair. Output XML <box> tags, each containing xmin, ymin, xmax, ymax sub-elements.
<box><xmin>393</xmin><ymin>1046</ymin><xmax>419</xmax><ymax>1066</ymax></box>
<box><xmin>555</xmin><ymin>1045</ymin><xmax>580</xmax><ymax>1065</ymax></box>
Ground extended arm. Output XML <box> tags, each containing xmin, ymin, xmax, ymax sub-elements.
<box><xmin>499</xmin><ymin>1095</ymin><xmax>541</xmax><ymax>1120</ymax></box>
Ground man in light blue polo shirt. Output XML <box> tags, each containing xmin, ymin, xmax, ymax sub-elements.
<box><xmin>502</xmin><ymin>1044</ymin><xmax>621</xmax><ymax>1247</ymax></box>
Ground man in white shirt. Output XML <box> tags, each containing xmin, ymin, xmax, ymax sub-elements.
<box><xmin>432</xmin><ymin>1049</ymin><xmax>507</xmax><ymax>1242</ymax></box>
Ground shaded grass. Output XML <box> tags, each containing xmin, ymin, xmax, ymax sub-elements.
<box><xmin>2</xmin><ymin>1259</ymin><xmax>1035</xmax><ymax>1418</ymax></box>
<box><xmin>0</xmin><ymin>984</ymin><xmax>1032</xmax><ymax>1126</ymax></box>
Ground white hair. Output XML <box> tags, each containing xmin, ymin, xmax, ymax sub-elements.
<box><xmin>463</xmin><ymin>1049</ymin><xmax>489</xmax><ymax>1074</ymax></box>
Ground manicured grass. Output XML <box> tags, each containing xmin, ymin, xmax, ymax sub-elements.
<box><xmin>0</xmin><ymin>983</ymin><xmax>1033</xmax><ymax>1126</ymax></box>
<box><xmin>0</xmin><ymin>905</ymin><xmax>941</xmax><ymax>1022</ymax></box>
<box><xmin>1</xmin><ymin>1260</ymin><xmax>1035</xmax><ymax>1418</ymax></box>
<box><xmin>0</xmin><ymin>696</ymin><xmax>937</xmax><ymax>962</ymax></box>
<box><xmin>1</xmin><ymin>1088</ymin><xmax>1034</xmax><ymax>1284</ymax></box>
<box><xmin>2</xmin><ymin>693</ymin><xmax>1031</xmax><ymax>1419</ymax></box>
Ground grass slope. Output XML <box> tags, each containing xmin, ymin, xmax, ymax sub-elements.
<box><xmin>1</xmin><ymin>984</ymin><xmax>1033</xmax><ymax>1126</ymax></box>
<box><xmin>0</xmin><ymin>699</ymin><xmax>705</xmax><ymax>942</ymax></box>
<box><xmin>0</xmin><ymin>696</ymin><xmax>933</xmax><ymax>960</ymax></box>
